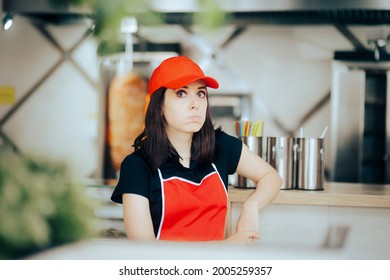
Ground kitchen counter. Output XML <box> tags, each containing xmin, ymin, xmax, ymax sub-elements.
<box><xmin>229</xmin><ymin>181</ymin><xmax>390</xmax><ymax>208</ymax></box>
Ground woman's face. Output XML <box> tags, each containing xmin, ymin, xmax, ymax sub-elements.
<box><xmin>162</xmin><ymin>80</ymin><xmax>208</xmax><ymax>135</ymax></box>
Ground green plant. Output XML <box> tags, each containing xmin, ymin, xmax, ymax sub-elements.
<box><xmin>0</xmin><ymin>146</ymin><xmax>98</xmax><ymax>259</ymax></box>
<box><xmin>48</xmin><ymin>0</ymin><xmax>229</xmax><ymax>56</ymax></box>
<box><xmin>49</xmin><ymin>0</ymin><xmax>228</xmax><ymax>37</ymax></box>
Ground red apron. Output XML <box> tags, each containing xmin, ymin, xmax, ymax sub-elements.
<box><xmin>157</xmin><ymin>164</ymin><xmax>228</xmax><ymax>241</ymax></box>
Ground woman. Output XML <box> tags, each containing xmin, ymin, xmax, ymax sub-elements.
<box><xmin>111</xmin><ymin>56</ymin><xmax>282</xmax><ymax>244</ymax></box>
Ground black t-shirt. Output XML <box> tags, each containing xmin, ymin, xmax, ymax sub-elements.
<box><xmin>111</xmin><ymin>130</ymin><xmax>242</xmax><ymax>239</ymax></box>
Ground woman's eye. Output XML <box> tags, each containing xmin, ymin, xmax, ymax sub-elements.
<box><xmin>197</xmin><ymin>91</ymin><xmax>206</xmax><ymax>98</ymax></box>
<box><xmin>175</xmin><ymin>90</ymin><xmax>187</xmax><ymax>97</ymax></box>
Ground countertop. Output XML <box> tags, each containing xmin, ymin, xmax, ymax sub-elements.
<box><xmin>83</xmin><ymin>179</ymin><xmax>390</xmax><ymax>260</ymax></box>
<box><xmin>229</xmin><ymin>182</ymin><xmax>390</xmax><ymax>208</ymax></box>
<box><xmin>85</xmin><ymin>179</ymin><xmax>390</xmax><ymax>208</ymax></box>
<box><xmin>29</xmin><ymin>238</ymin><xmax>345</xmax><ymax>260</ymax></box>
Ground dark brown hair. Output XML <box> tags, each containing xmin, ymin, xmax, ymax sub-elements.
<box><xmin>134</xmin><ymin>87</ymin><xmax>216</xmax><ymax>171</ymax></box>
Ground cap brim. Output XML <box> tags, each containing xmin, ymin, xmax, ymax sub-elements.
<box><xmin>164</xmin><ymin>75</ymin><xmax>219</xmax><ymax>90</ymax></box>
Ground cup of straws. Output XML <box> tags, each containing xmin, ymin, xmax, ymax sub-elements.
<box><xmin>235</xmin><ymin>120</ymin><xmax>265</xmax><ymax>188</ymax></box>
<box><xmin>235</xmin><ymin>120</ymin><xmax>264</xmax><ymax>138</ymax></box>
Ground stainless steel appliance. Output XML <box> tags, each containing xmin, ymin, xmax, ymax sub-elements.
<box><xmin>295</xmin><ymin>137</ymin><xmax>325</xmax><ymax>190</ymax></box>
<box><xmin>265</xmin><ymin>136</ymin><xmax>325</xmax><ymax>190</ymax></box>
<box><xmin>266</xmin><ymin>136</ymin><xmax>295</xmax><ymax>190</ymax></box>
<box><xmin>329</xmin><ymin>61</ymin><xmax>390</xmax><ymax>183</ymax></box>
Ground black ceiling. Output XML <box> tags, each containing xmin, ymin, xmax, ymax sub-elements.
<box><xmin>162</xmin><ymin>10</ymin><xmax>390</xmax><ymax>26</ymax></box>
<box><xmin>3</xmin><ymin>0</ymin><xmax>390</xmax><ymax>26</ymax></box>
<box><xmin>7</xmin><ymin>9</ymin><xmax>390</xmax><ymax>27</ymax></box>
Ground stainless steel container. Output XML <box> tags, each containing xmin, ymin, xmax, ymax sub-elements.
<box><xmin>236</xmin><ymin>136</ymin><xmax>263</xmax><ymax>188</ymax></box>
<box><xmin>295</xmin><ymin>137</ymin><xmax>325</xmax><ymax>190</ymax></box>
<box><xmin>266</xmin><ymin>136</ymin><xmax>295</xmax><ymax>190</ymax></box>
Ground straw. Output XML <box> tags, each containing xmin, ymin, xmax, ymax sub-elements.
<box><xmin>235</xmin><ymin>120</ymin><xmax>264</xmax><ymax>137</ymax></box>
<box><xmin>235</xmin><ymin>121</ymin><xmax>239</xmax><ymax>137</ymax></box>
<box><xmin>250</xmin><ymin>122</ymin><xmax>256</xmax><ymax>136</ymax></box>
<box><xmin>300</xmin><ymin>127</ymin><xmax>303</xmax><ymax>138</ymax></box>
<box><xmin>252</xmin><ymin>121</ymin><xmax>263</xmax><ymax>137</ymax></box>
<box><xmin>320</xmin><ymin>126</ymin><xmax>328</xmax><ymax>139</ymax></box>
<box><xmin>245</xmin><ymin>121</ymin><xmax>251</xmax><ymax>137</ymax></box>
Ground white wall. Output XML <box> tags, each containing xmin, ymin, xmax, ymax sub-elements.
<box><xmin>0</xmin><ymin>11</ymin><xmax>357</xmax><ymax>179</ymax></box>
<box><xmin>0</xmin><ymin>13</ymin><xmax>100</xmax><ymax>177</ymax></box>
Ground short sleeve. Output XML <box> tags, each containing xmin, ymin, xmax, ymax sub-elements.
<box><xmin>215</xmin><ymin>130</ymin><xmax>242</xmax><ymax>174</ymax></box>
<box><xmin>110</xmin><ymin>153</ymin><xmax>151</xmax><ymax>204</ymax></box>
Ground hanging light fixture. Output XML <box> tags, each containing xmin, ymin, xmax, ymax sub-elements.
<box><xmin>2</xmin><ymin>13</ymin><xmax>13</xmax><ymax>30</ymax></box>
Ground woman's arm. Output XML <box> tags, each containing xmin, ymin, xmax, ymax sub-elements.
<box><xmin>234</xmin><ymin>143</ymin><xmax>282</xmax><ymax>238</ymax></box>
<box><xmin>122</xmin><ymin>193</ymin><xmax>156</xmax><ymax>240</ymax></box>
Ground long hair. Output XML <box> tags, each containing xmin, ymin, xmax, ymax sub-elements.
<box><xmin>134</xmin><ymin>87</ymin><xmax>216</xmax><ymax>171</ymax></box>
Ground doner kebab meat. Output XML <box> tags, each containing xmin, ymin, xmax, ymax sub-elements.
<box><xmin>108</xmin><ymin>72</ymin><xmax>149</xmax><ymax>171</ymax></box>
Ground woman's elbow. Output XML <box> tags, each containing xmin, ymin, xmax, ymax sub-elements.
<box><xmin>262</xmin><ymin>169</ymin><xmax>283</xmax><ymax>193</ymax></box>
<box><xmin>274</xmin><ymin>171</ymin><xmax>283</xmax><ymax>188</ymax></box>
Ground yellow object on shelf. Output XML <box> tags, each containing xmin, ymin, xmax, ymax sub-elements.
<box><xmin>0</xmin><ymin>86</ymin><xmax>15</xmax><ymax>105</ymax></box>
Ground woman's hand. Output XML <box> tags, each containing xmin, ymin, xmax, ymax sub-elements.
<box><xmin>224</xmin><ymin>231</ymin><xmax>259</xmax><ymax>245</ymax></box>
<box><xmin>236</xmin><ymin>199</ymin><xmax>260</xmax><ymax>238</ymax></box>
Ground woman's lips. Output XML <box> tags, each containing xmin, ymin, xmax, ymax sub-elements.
<box><xmin>188</xmin><ymin>115</ymin><xmax>202</xmax><ymax>122</ymax></box>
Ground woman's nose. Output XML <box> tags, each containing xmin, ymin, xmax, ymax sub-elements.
<box><xmin>189</xmin><ymin>95</ymin><xmax>199</xmax><ymax>110</ymax></box>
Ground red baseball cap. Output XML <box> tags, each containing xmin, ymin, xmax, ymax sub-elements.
<box><xmin>148</xmin><ymin>56</ymin><xmax>219</xmax><ymax>96</ymax></box>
